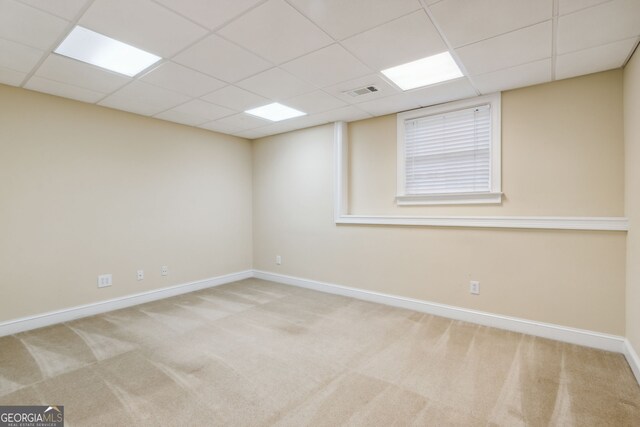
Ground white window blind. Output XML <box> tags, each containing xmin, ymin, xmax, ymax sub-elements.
<box><xmin>403</xmin><ymin>104</ymin><xmax>491</xmax><ymax>196</ymax></box>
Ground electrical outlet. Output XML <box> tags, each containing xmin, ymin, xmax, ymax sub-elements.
<box><xmin>276</xmin><ymin>255</ymin><xmax>282</xmax><ymax>265</ymax></box>
<box><xmin>137</xmin><ymin>270</ymin><xmax>144</xmax><ymax>281</ymax></box>
<box><xmin>161</xmin><ymin>266</ymin><xmax>168</xmax><ymax>276</ymax></box>
<box><xmin>97</xmin><ymin>274</ymin><xmax>112</xmax><ymax>288</ymax></box>
<box><xmin>470</xmin><ymin>281</ymin><xmax>480</xmax><ymax>295</ymax></box>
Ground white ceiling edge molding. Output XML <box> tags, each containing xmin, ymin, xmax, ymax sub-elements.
<box><xmin>332</xmin><ymin>121</ymin><xmax>628</xmax><ymax>232</ymax></box>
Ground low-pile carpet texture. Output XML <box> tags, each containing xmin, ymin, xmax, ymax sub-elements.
<box><xmin>1</xmin><ymin>278</ymin><xmax>639</xmax><ymax>426</ymax></box>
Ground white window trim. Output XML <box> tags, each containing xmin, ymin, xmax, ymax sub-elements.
<box><xmin>396</xmin><ymin>93</ymin><xmax>502</xmax><ymax>205</ymax></box>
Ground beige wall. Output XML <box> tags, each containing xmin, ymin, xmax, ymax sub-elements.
<box><xmin>0</xmin><ymin>85</ymin><xmax>253</xmax><ymax>322</ymax></box>
<box><xmin>350</xmin><ymin>70</ymin><xmax>625</xmax><ymax>216</ymax></box>
<box><xmin>253</xmin><ymin>71</ymin><xmax>627</xmax><ymax>335</ymax></box>
<box><xmin>0</xmin><ymin>68</ymin><xmax>629</xmax><ymax>337</ymax></box>
<box><xmin>624</xmin><ymin>49</ymin><xmax>640</xmax><ymax>353</ymax></box>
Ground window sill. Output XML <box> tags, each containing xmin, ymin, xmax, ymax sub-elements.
<box><xmin>396</xmin><ymin>192</ymin><xmax>503</xmax><ymax>206</ymax></box>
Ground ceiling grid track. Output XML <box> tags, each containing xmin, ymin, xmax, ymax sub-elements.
<box><xmin>418</xmin><ymin>0</ymin><xmax>481</xmax><ymax>96</ymax></box>
<box><xmin>17</xmin><ymin>0</ymin><xmax>97</xmax><ymax>88</ymax></box>
<box><xmin>1</xmin><ymin>0</ymin><xmax>638</xmax><ymax>138</ymax></box>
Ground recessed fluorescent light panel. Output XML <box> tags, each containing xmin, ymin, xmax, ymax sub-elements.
<box><xmin>381</xmin><ymin>52</ymin><xmax>463</xmax><ymax>91</ymax></box>
<box><xmin>55</xmin><ymin>26</ymin><xmax>161</xmax><ymax>77</ymax></box>
<box><xmin>245</xmin><ymin>102</ymin><xmax>306</xmax><ymax>122</ymax></box>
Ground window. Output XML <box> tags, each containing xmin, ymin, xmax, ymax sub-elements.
<box><xmin>396</xmin><ymin>94</ymin><xmax>501</xmax><ymax>205</ymax></box>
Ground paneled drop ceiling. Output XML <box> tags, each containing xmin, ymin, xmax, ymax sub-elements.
<box><xmin>0</xmin><ymin>0</ymin><xmax>638</xmax><ymax>139</ymax></box>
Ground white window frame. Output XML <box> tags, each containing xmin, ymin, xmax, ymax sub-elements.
<box><xmin>396</xmin><ymin>93</ymin><xmax>502</xmax><ymax>206</ymax></box>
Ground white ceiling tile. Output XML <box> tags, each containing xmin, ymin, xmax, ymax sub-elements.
<box><xmin>283</xmin><ymin>90</ymin><xmax>347</xmax><ymax>114</ymax></box>
<box><xmin>0</xmin><ymin>0</ymin><xmax>633</xmax><ymax>134</ymax></box>
<box><xmin>312</xmin><ymin>105</ymin><xmax>372</xmax><ymax>123</ymax></box>
<box><xmin>140</xmin><ymin>62</ymin><xmax>225</xmax><ymax>98</ymax></box>
<box><xmin>154</xmin><ymin>109</ymin><xmax>209</xmax><ymax>126</ymax></box>
<box><xmin>288</xmin><ymin>113</ymin><xmax>334</xmax><ymax>128</ymax></box>
<box><xmin>233</xmin><ymin>128</ymin><xmax>271</xmax><ymax>139</ymax></box>
<box><xmin>293</xmin><ymin>106</ymin><xmax>369</xmax><ymax>129</ymax></box>
<box><xmin>242</xmin><ymin>105</ymin><xmax>371</xmax><ymax>137</ymax></box>
<box><xmin>244</xmin><ymin>120</ymin><xmax>308</xmax><ymax>137</ymax></box>
<box><xmin>456</xmin><ymin>21</ymin><xmax>552</xmax><ymax>76</ymax></box>
<box><xmin>99</xmin><ymin>97</ymin><xmax>160</xmax><ymax>116</ymax></box>
<box><xmin>283</xmin><ymin>117</ymin><xmax>327</xmax><ymax>131</ymax></box>
<box><xmin>556</xmin><ymin>37</ymin><xmax>637</xmax><ymax>80</ymax></box>
<box><xmin>80</xmin><ymin>0</ymin><xmax>207</xmax><ymax>57</ymax></box>
<box><xmin>98</xmin><ymin>81</ymin><xmax>190</xmax><ymax>116</ymax></box>
<box><xmin>35</xmin><ymin>54</ymin><xmax>130</xmax><ymax>93</ymax></box>
<box><xmin>342</xmin><ymin>10</ymin><xmax>447</xmax><ymax>71</ymax></box>
<box><xmin>201</xmin><ymin>85</ymin><xmax>268</xmax><ymax>111</ymax></box>
<box><xmin>323</xmin><ymin>74</ymin><xmax>400</xmax><ymax>104</ymax></box>
<box><xmin>287</xmin><ymin>0</ymin><xmax>421</xmax><ymax>40</ymax></box>
<box><xmin>354</xmin><ymin>93</ymin><xmax>419</xmax><ymax>116</ymax></box>
<box><xmin>0</xmin><ymin>38</ymin><xmax>43</xmax><ymax>72</ymax></box>
<box><xmin>557</xmin><ymin>0</ymin><xmax>640</xmax><ymax>54</ymax></box>
<box><xmin>25</xmin><ymin>76</ymin><xmax>105</xmax><ymax>103</ymax></box>
<box><xmin>250</xmin><ymin>114</ymin><xmax>307</xmax><ymax>135</ymax></box>
<box><xmin>218</xmin><ymin>0</ymin><xmax>333</xmax><ymax>64</ymax></box>
<box><xmin>0</xmin><ymin>0</ymin><xmax>68</xmax><ymax>50</ymax></box>
<box><xmin>0</xmin><ymin>66</ymin><xmax>27</xmax><ymax>86</ymax></box>
<box><xmin>153</xmin><ymin>0</ymin><xmax>263</xmax><ymax>30</ymax></box>
<box><xmin>215</xmin><ymin>113</ymin><xmax>272</xmax><ymax>130</ymax></box>
<box><xmin>415</xmin><ymin>78</ymin><xmax>479</xmax><ymax>106</ymax></box>
<box><xmin>429</xmin><ymin>0</ymin><xmax>552</xmax><ymax>48</ymax></box>
<box><xmin>199</xmin><ymin>120</ymin><xmax>246</xmax><ymax>135</ymax></box>
<box><xmin>281</xmin><ymin>44</ymin><xmax>372</xmax><ymax>88</ymax></box>
<box><xmin>173</xmin><ymin>34</ymin><xmax>271</xmax><ymax>83</ymax></box>
<box><xmin>245</xmin><ymin>121</ymin><xmax>304</xmax><ymax>137</ymax></box>
<box><xmin>18</xmin><ymin>0</ymin><xmax>90</xmax><ymax>20</ymax></box>
<box><xmin>236</xmin><ymin>67</ymin><xmax>315</xmax><ymax>99</ymax></box>
<box><xmin>356</xmin><ymin>78</ymin><xmax>477</xmax><ymax>116</ymax></box>
<box><xmin>170</xmin><ymin>99</ymin><xmax>235</xmax><ymax>121</ymax></box>
<box><xmin>471</xmin><ymin>58</ymin><xmax>552</xmax><ymax>94</ymax></box>
<box><xmin>559</xmin><ymin>0</ymin><xmax>610</xmax><ymax>15</ymax></box>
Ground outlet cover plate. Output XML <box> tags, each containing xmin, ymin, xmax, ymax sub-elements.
<box><xmin>98</xmin><ymin>274</ymin><xmax>112</xmax><ymax>288</ymax></box>
<box><xmin>470</xmin><ymin>281</ymin><xmax>480</xmax><ymax>295</ymax></box>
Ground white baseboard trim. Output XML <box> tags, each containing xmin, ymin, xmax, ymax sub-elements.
<box><xmin>624</xmin><ymin>339</ymin><xmax>640</xmax><ymax>385</ymax></box>
<box><xmin>253</xmin><ymin>270</ymin><xmax>626</xmax><ymax>353</ymax></box>
<box><xmin>1</xmin><ymin>268</ymin><xmax>633</xmax><ymax>378</ymax></box>
<box><xmin>0</xmin><ymin>270</ymin><xmax>253</xmax><ymax>337</ymax></box>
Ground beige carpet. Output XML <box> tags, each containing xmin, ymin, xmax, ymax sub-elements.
<box><xmin>1</xmin><ymin>278</ymin><xmax>639</xmax><ymax>426</ymax></box>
